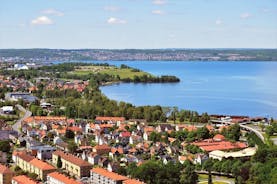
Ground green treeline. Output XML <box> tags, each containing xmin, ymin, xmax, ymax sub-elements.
<box><xmin>122</xmin><ymin>74</ymin><xmax>180</xmax><ymax>83</ymax></box>
<box><xmin>118</xmin><ymin>160</ymin><xmax>198</xmax><ymax>184</ymax></box>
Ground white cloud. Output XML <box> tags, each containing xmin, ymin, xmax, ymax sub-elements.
<box><xmin>152</xmin><ymin>10</ymin><xmax>164</xmax><ymax>15</ymax></box>
<box><xmin>153</xmin><ymin>0</ymin><xmax>166</xmax><ymax>5</ymax></box>
<box><xmin>215</xmin><ymin>19</ymin><xmax>222</xmax><ymax>25</ymax></box>
<box><xmin>41</xmin><ymin>9</ymin><xmax>64</xmax><ymax>16</ymax></box>
<box><xmin>240</xmin><ymin>13</ymin><xmax>252</xmax><ymax>19</ymax></box>
<box><xmin>104</xmin><ymin>6</ymin><xmax>120</xmax><ymax>12</ymax></box>
<box><xmin>107</xmin><ymin>17</ymin><xmax>127</xmax><ymax>24</ymax></box>
<box><xmin>31</xmin><ymin>16</ymin><xmax>53</xmax><ymax>25</ymax></box>
<box><xmin>262</xmin><ymin>8</ymin><xmax>270</xmax><ymax>13</ymax></box>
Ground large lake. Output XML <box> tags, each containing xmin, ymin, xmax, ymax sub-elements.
<box><xmin>73</xmin><ymin>61</ymin><xmax>277</xmax><ymax>117</ymax></box>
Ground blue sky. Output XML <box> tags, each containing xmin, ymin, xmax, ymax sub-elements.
<box><xmin>0</xmin><ymin>0</ymin><xmax>276</xmax><ymax>49</ymax></box>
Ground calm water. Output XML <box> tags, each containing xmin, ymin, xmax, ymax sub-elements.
<box><xmin>70</xmin><ymin>61</ymin><xmax>277</xmax><ymax>117</ymax></box>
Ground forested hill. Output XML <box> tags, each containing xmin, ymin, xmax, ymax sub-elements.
<box><xmin>0</xmin><ymin>48</ymin><xmax>277</xmax><ymax>62</ymax></box>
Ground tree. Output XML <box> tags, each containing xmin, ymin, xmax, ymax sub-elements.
<box><xmin>203</xmin><ymin>158</ymin><xmax>213</xmax><ymax>184</ymax></box>
<box><xmin>179</xmin><ymin>161</ymin><xmax>198</xmax><ymax>184</ymax></box>
<box><xmin>149</xmin><ymin>132</ymin><xmax>161</xmax><ymax>143</ymax></box>
<box><xmin>67</xmin><ymin>141</ymin><xmax>78</xmax><ymax>153</ymax></box>
<box><xmin>65</xmin><ymin>129</ymin><xmax>75</xmax><ymax>139</ymax></box>
<box><xmin>57</xmin><ymin>155</ymin><xmax>62</xmax><ymax>168</ymax></box>
<box><xmin>199</xmin><ymin>112</ymin><xmax>210</xmax><ymax>123</ymax></box>
<box><xmin>196</xmin><ymin>127</ymin><xmax>210</xmax><ymax>140</ymax></box>
<box><xmin>0</xmin><ymin>140</ymin><xmax>11</xmax><ymax>152</ymax></box>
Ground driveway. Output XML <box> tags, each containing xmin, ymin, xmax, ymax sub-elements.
<box><xmin>12</xmin><ymin>104</ymin><xmax>32</xmax><ymax>132</ymax></box>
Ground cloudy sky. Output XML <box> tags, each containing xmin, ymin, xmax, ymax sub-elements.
<box><xmin>0</xmin><ymin>0</ymin><xmax>276</xmax><ymax>49</ymax></box>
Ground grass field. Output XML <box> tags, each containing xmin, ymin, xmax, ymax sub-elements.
<box><xmin>198</xmin><ymin>182</ymin><xmax>229</xmax><ymax>184</ymax></box>
<box><xmin>198</xmin><ymin>174</ymin><xmax>233</xmax><ymax>184</ymax></box>
<box><xmin>73</xmin><ymin>65</ymin><xmax>151</xmax><ymax>80</ymax></box>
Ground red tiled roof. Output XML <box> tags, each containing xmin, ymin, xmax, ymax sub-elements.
<box><xmin>123</xmin><ymin>179</ymin><xmax>145</xmax><ymax>184</ymax></box>
<box><xmin>121</xmin><ymin>131</ymin><xmax>131</xmax><ymax>137</ymax></box>
<box><xmin>144</xmin><ymin>126</ymin><xmax>154</xmax><ymax>132</ymax></box>
<box><xmin>15</xmin><ymin>151</ymin><xmax>34</xmax><ymax>162</ymax></box>
<box><xmin>91</xmin><ymin>168</ymin><xmax>128</xmax><ymax>181</ymax></box>
<box><xmin>29</xmin><ymin>158</ymin><xmax>56</xmax><ymax>170</ymax></box>
<box><xmin>99</xmin><ymin>124</ymin><xmax>114</xmax><ymax>128</ymax></box>
<box><xmin>12</xmin><ymin>175</ymin><xmax>38</xmax><ymax>184</ymax></box>
<box><xmin>192</xmin><ymin>140</ymin><xmax>247</xmax><ymax>152</ymax></box>
<box><xmin>94</xmin><ymin>144</ymin><xmax>111</xmax><ymax>150</ymax></box>
<box><xmin>23</xmin><ymin>116</ymin><xmax>66</xmax><ymax>124</ymax></box>
<box><xmin>48</xmin><ymin>172</ymin><xmax>81</xmax><ymax>184</ymax></box>
<box><xmin>67</xmin><ymin>126</ymin><xmax>82</xmax><ymax>132</ymax></box>
<box><xmin>213</xmin><ymin>134</ymin><xmax>225</xmax><ymax>141</ymax></box>
<box><xmin>53</xmin><ymin>150</ymin><xmax>92</xmax><ymax>167</ymax></box>
<box><xmin>96</xmin><ymin>116</ymin><xmax>125</xmax><ymax>122</ymax></box>
<box><xmin>0</xmin><ymin>164</ymin><xmax>13</xmax><ymax>174</ymax></box>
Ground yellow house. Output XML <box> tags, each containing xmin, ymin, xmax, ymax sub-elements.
<box><xmin>0</xmin><ymin>164</ymin><xmax>14</xmax><ymax>184</ymax></box>
<box><xmin>52</xmin><ymin>150</ymin><xmax>92</xmax><ymax>178</ymax></box>
<box><xmin>12</xmin><ymin>151</ymin><xmax>56</xmax><ymax>181</ymax></box>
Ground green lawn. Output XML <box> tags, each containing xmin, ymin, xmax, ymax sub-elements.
<box><xmin>73</xmin><ymin>65</ymin><xmax>151</xmax><ymax>80</ymax></box>
<box><xmin>198</xmin><ymin>174</ymin><xmax>233</xmax><ymax>184</ymax></box>
<box><xmin>199</xmin><ymin>182</ymin><xmax>229</xmax><ymax>184</ymax></box>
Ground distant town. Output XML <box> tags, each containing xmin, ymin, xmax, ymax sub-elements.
<box><xmin>0</xmin><ymin>49</ymin><xmax>277</xmax><ymax>63</ymax></box>
<box><xmin>0</xmin><ymin>62</ymin><xmax>276</xmax><ymax>184</ymax></box>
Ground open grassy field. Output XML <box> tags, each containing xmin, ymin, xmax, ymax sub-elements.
<box><xmin>198</xmin><ymin>174</ymin><xmax>234</xmax><ymax>184</ymax></box>
<box><xmin>73</xmin><ymin>65</ymin><xmax>151</xmax><ymax>80</ymax></box>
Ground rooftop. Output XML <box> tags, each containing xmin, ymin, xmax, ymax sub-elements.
<box><xmin>29</xmin><ymin>158</ymin><xmax>56</xmax><ymax>170</ymax></box>
<box><xmin>96</xmin><ymin>116</ymin><xmax>125</xmax><ymax>122</ymax></box>
<box><xmin>0</xmin><ymin>164</ymin><xmax>13</xmax><ymax>174</ymax></box>
<box><xmin>12</xmin><ymin>175</ymin><xmax>38</xmax><ymax>184</ymax></box>
<box><xmin>53</xmin><ymin>150</ymin><xmax>92</xmax><ymax>167</ymax></box>
<box><xmin>123</xmin><ymin>179</ymin><xmax>145</xmax><ymax>184</ymax></box>
<box><xmin>91</xmin><ymin>167</ymin><xmax>128</xmax><ymax>181</ymax></box>
<box><xmin>48</xmin><ymin>172</ymin><xmax>81</xmax><ymax>184</ymax></box>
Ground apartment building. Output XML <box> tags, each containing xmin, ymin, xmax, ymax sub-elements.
<box><xmin>90</xmin><ymin>168</ymin><xmax>128</xmax><ymax>184</ymax></box>
<box><xmin>52</xmin><ymin>150</ymin><xmax>92</xmax><ymax>178</ymax></box>
<box><xmin>12</xmin><ymin>151</ymin><xmax>56</xmax><ymax>181</ymax></box>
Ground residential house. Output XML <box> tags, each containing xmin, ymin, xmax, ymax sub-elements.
<box><xmin>156</xmin><ymin>124</ymin><xmax>173</xmax><ymax>133</ymax></box>
<box><xmin>95</xmin><ymin>117</ymin><xmax>125</xmax><ymax>126</ymax></box>
<box><xmin>193</xmin><ymin>154</ymin><xmax>209</xmax><ymax>165</ymax></box>
<box><xmin>93</xmin><ymin>145</ymin><xmax>111</xmax><ymax>155</ymax></box>
<box><xmin>88</xmin><ymin>153</ymin><xmax>101</xmax><ymax>165</ymax></box>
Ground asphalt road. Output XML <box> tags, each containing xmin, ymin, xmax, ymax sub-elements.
<box><xmin>12</xmin><ymin>104</ymin><xmax>32</xmax><ymax>132</ymax></box>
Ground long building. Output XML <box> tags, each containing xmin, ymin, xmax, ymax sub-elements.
<box><xmin>47</xmin><ymin>172</ymin><xmax>81</xmax><ymax>184</ymax></box>
<box><xmin>12</xmin><ymin>151</ymin><xmax>56</xmax><ymax>181</ymax></box>
<box><xmin>91</xmin><ymin>168</ymin><xmax>128</xmax><ymax>184</ymax></box>
<box><xmin>52</xmin><ymin>150</ymin><xmax>92</xmax><ymax>178</ymax></box>
<box><xmin>12</xmin><ymin>175</ymin><xmax>39</xmax><ymax>184</ymax></box>
<box><xmin>90</xmin><ymin>168</ymin><xmax>145</xmax><ymax>184</ymax></box>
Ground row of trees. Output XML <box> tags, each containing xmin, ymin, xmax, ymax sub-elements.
<box><xmin>118</xmin><ymin>160</ymin><xmax>198</xmax><ymax>184</ymax></box>
<box><xmin>122</xmin><ymin>74</ymin><xmax>180</xmax><ymax>83</ymax></box>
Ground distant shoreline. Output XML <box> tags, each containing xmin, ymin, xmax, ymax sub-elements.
<box><xmin>1</xmin><ymin>48</ymin><xmax>276</xmax><ymax>62</ymax></box>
